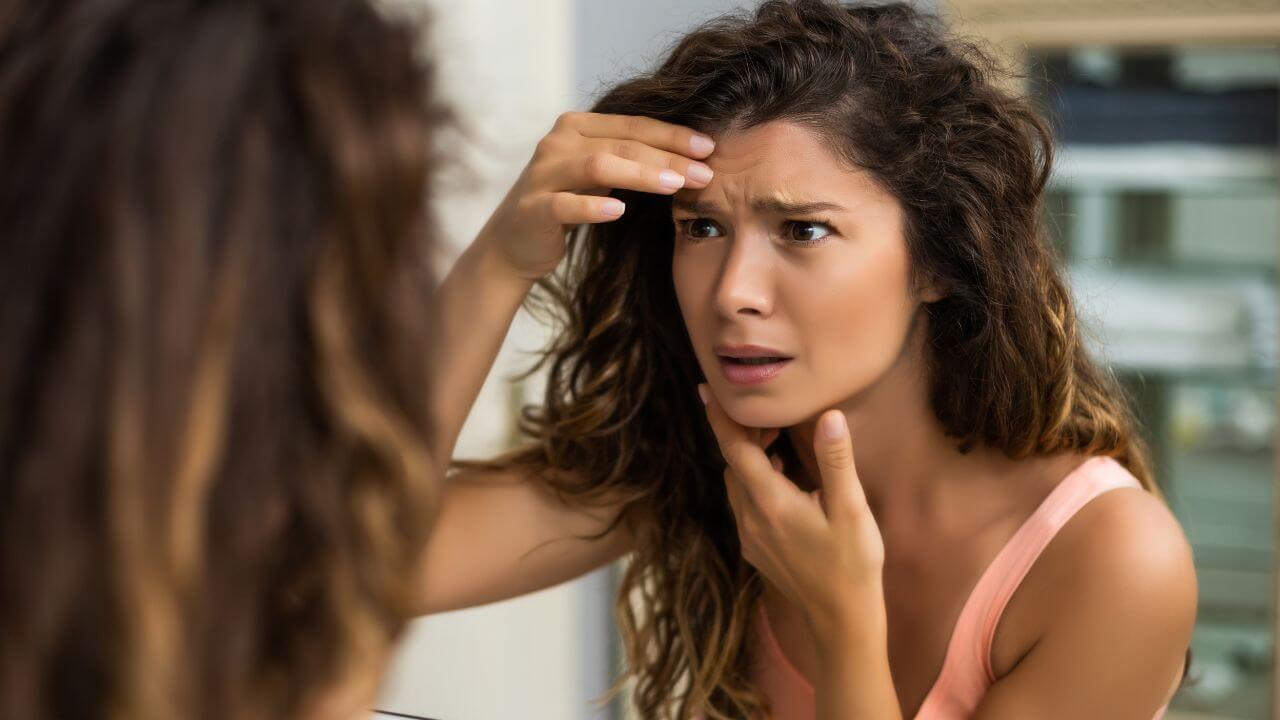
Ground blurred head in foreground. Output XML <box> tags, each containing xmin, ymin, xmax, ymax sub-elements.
<box><xmin>0</xmin><ymin>1</ymin><xmax>448</xmax><ymax>718</ymax></box>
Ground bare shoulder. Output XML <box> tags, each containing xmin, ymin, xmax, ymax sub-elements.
<box><xmin>1024</xmin><ymin>475</ymin><xmax>1197</xmax><ymax>677</ymax></box>
<box><xmin>1052</xmin><ymin>480</ymin><xmax>1197</xmax><ymax>603</ymax></box>
<box><xmin>979</xmin><ymin>474</ymin><xmax>1199</xmax><ymax>717</ymax></box>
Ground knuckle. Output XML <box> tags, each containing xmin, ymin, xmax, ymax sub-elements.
<box><xmin>547</xmin><ymin>192</ymin><xmax>576</xmax><ymax>220</ymax></box>
<box><xmin>822</xmin><ymin>446</ymin><xmax>855</xmax><ymax>471</ymax></box>
<box><xmin>583</xmin><ymin>152</ymin><xmax>611</xmax><ymax>182</ymax></box>
<box><xmin>525</xmin><ymin>158</ymin><xmax>554</xmax><ymax>187</ymax></box>
<box><xmin>543</xmin><ymin>193</ymin><xmax>564</xmax><ymax>218</ymax></box>
<box><xmin>840</xmin><ymin>494</ymin><xmax>865</xmax><ymax>518</ymax></box>
<box><xmin>533</xmin><ymin>134</ymin><xmax>562</xmax><ymax>159</ymax></box>
<box><xmin>756</xmin><ymin>500</ymin><xmax>784</xmax><ymax>531</ymax></box>
<box><xmin>723</xmin><ymin>445</ymin><xmax>750</xmax><ymax>471</ymax></box>
<box><xmin>624</xmin><ymin>114</ymin><xmax>646</xmax><ymax>138</ymax></box>
<box><xmin>612</xmin><ymin>140</ymin><xmax>635</xmax><ymax>160</ymax></box>
<box><xmin>515</xmin><ymin>193</ymin><xmax>542</xmax><ymax>217</ymax></box>
<box><xmin>553</xmin><ymin>111</ymin><xmax>580</xmax><ymax>131</ymax></box>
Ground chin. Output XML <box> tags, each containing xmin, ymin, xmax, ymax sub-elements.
<box><xmin>715</xmin><ymin>391</ymin><xmax>814</xmax><ymax>430</ymax></box>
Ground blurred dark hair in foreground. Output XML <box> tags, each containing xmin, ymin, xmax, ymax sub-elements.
<box><xmin>0</xmin><ymin>0</ymin><xmax>448</xmax><ymax>718</ymax></box>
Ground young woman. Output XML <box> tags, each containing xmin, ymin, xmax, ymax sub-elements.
<box><xmin>421</xmin><ymin>1</ymin><xmax>1198</xmax><ymax>719</ymax></box>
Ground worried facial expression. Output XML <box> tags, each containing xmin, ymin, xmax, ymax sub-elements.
<box><xmin>671</xmin><ymin>121</ymin><xmax>939</xmax><ymax>429</ymax></box>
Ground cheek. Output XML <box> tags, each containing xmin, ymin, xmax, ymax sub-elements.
<box><xmin>797</xmin><ymin>244</ymin><xmax>916</xmax><ymax>389</ymax></box>
<box><xmin>672</xmin><ymin>251</ymin><xmax>712</xmax><ymax>344</ymax></box>
<box><xmin>671</xmin><ymin>254</ymin><xmax>694</xmax><ymax>323</ymax></box>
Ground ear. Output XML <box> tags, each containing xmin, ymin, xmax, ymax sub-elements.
<box><xmin>916</xmin><ymin>279</ymin><xmax>947</xmax><ymax>304</ymax></box>
<box><xmin>913</xmin><ymin>266</ymin><xmax>957</xmax><ymax>304</ymax></box>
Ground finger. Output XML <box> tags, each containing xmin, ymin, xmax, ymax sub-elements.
<box><xmin>565</xmin><ymin>112</ymin><xmax>716</xmax><ymax>158</ymax></box>
<box><xmin>723</xmin><ymin>466</ymin><xmax>750</xmax><ymax>521</ymax></box>
<box><xmin>809</xmin><ymin>487</ymin><xmax>827</xmax><ymax>515</ymax></box>
<box><xmin>699</xmin><ymin>383</ymin><xmax>788</xmax><ymax>510</ymax></box>
<box><xmin>588</xmin><ymin>138</ymin><xmax>714</xmax><ymax>188</ymax></box>
<box><xmin>813</xmin><ymin>410</ymin><xmax>867</xmax><ymax>522</ymax></box>
<box><xmin>543</xmin><ymin>192</ymin><xmax>627</xmax><ymax>225</ymax></box>
<box><xmin>760</xmin><ymin>428</ymin><xmax>781</xmax><ymax>450</ymax></box>
<box><xmin>724</xmin><ymin>469</ymin><xmax>758</xmax><ymax>566</ymax></box>
<box><xmin>555</xmin><ymin>152</ymin><xmax>688</xmax><ymax>195</ymax></box>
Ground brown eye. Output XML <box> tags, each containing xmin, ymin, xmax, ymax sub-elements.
<box><xmin>784</xmin><ymin>220</ymin><xmax>832</xmax><ymax>245</ymax></box>
<box><xmin>679</xmin><ymin>218</ymin><xmax>724</xmax><ymax>240</ymax></box>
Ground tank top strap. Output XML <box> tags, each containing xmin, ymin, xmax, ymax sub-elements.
<box><xmin>916</xmin><ymin>456</ymin><xmax>1144</xmax><ymax>719</ymax></box>
<box><xmin>752</xmin><ymin>455</ymin><xmax>1150</xmax><ymax>720</ymax></box>
<box><xmin>970</xmin><ymin>455</ymin><xmax>1143</xmax><ymax>683</ymax></box>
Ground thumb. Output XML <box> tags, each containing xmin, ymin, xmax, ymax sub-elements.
<box><xmin>814</xmin><ymin>410</ymin><xmax>866</xmax><ymax>520</ymax></box>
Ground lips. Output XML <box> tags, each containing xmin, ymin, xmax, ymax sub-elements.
<box><xmin>714</xmin><ymin>344</ymin><xmax>793</xmax><ymax>386</ymax></box>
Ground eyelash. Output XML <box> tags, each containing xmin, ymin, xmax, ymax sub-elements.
<box><xmin>674</xmin><ymin>217</ymin><xmax>835</xmax><ymax>246</ymax></box>
<box><xmin>784</xmin><ymin>218</ymin><xmax>835</xmax><ymax>246</ymax></box>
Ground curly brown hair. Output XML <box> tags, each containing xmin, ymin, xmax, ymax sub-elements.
<box><xmin>0</xmin><ymin>1</ymin><xmax>448</xmax><ymax>718</ymax></box>
<box><xmin>463</xmin><ymin>1</ymin><xmax>1187</xmax><ymax>718</ymax></box>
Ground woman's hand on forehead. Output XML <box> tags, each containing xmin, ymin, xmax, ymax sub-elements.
<box><xmin>474</xmin><ymin>112</ymin><xmax>718</xmax><ymax>283</ymax></box>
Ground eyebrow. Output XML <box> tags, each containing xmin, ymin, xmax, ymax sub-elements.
<box><xmin>671</xmin><ymin>195</ymin><xmax>849</xmax><ymax>216</ymax></box>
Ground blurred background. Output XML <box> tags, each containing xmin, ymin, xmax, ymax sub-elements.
<box><xmin>372</xmin><ymin>1</ymin><xmax>1280</xmax><ymax>718</ymax></box>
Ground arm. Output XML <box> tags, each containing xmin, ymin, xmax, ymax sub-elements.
<box><xmin>811</xmin><ymin>592</ymin><xmax>901</xmax><ymax>720</ymax></box>
<box><xmin>414</xmin><ymin>467</ymin><xmax>637</xmax><ymax>614</ymax></box>
<box><xmin>423</xmin><ymin>243</ymin><xmax>627</xmax><ymax>613</ymax></box>
<box><xmin>425</xmin><ymin>235</ymin><xmax>533</xmax><ymax>482</ymax></box>
<box><xmin>418</xmin><ymin>113</ymin><xmax>719</xmax><ymax>613</ymax></box>
<box><xmin>426</xmin><ymin>110</ymin><xmax>719</xmax><ymax>482</ymax></box>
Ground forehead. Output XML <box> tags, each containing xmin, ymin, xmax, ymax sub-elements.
<box><xmin>673</xmin><ymin>120</ymin><xmax>889</xmax><ymax>211</ymax></box>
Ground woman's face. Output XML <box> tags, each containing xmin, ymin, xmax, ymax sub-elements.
<box><xmin>672</xmin><ymin>120</ymin><xmax>936</xmax><ymax>429</ymax></box>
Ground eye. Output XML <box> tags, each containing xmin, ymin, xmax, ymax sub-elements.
<box><xmin>783</xmin><ymin>220</ymin><xmax>834</xmax><ymax>245</ymax></box>
<box><xmin>676</xmin><ymin>217</ymin><xmax>724</xmax><ymax>240</ymax></box>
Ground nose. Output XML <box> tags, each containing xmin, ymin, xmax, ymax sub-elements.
<box><xmin>713</xmin><ymin>232</ymin><xmax>774</xmax><ymax>319</ymax></box>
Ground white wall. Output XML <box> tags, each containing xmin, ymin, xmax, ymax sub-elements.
<box><xmin>374</xmin><ymin>2</ymin><xmax>613</xmax><ymax>719</ymax></box>
<box><xmin>373</xmin><ymin>4</ymin><xmax>761</xmax><ymax>719</ymax></box>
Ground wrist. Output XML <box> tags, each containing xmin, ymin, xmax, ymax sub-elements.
<box><xmin>807</xmin><ymin>585</ymin><xmax>888</xmax><ymax>658</ymax></box>
<box><xmin>470</xmin><ymin>231</ymin><xmax>539</xmax><ymax>293</ymax></box>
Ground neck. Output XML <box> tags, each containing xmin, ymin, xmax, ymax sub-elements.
<box><xmin>783</xmin><ymin>309</ymin><xmax>993</xmax><ymax>532</ymax></box>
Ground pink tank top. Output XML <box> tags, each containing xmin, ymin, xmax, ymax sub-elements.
<box><xmin>747</xmin><ymin>455</ymin><xmax>1174</xmax><ymax>719</ymax></box>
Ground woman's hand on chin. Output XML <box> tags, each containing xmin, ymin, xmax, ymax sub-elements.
<box><xmin>475</xmin><ymin>111</ymin><xmax>717</xmax><ymax>282</ymax></box>
<box><xmin>698</xmin><ymin>383</ymin><xmax>888</xmax><ymax>641</ymax></box>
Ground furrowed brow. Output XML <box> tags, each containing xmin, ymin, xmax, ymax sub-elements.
<box><xmin>671</xmin><ymin>195</ymin><xmax>849</xmax><ymax>216</ymax></box>
<box><xmin>671</xmin><ymin>198</ymin><xmax>720</xmax><ymax>215</ymax></box>
<box><xmin>753</xmin><ymin>196</ymin><xmax>847</xmax><ymax>215</ymax></box>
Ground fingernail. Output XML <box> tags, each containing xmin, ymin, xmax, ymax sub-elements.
<box><xmin>697</xmin><ymin>384</ymin><xmax>709</xmax><ymax>406</ymax></box>
<box><xmin>659</xmin><ymin>170</ymin><xmax>686</xmax><ymax>190</ymax></box>
<box><xmin>686</xmin><ymin>162</ymin><xmax>714</xmax><ymax>185</ymax></box>
<box><xmin>690</xmin><ymin>134</ymin><xmax>716</xmax><ymax>155</ymax></box>
<box><xmin>602</xmin><ymin>198</ymin><xmax>625</xmax><ymax>216</ymax></box>
<box><xmin>820</xmin><ymin>411</ymin><xmax>846</xmax><ymax>440</ymax></box>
